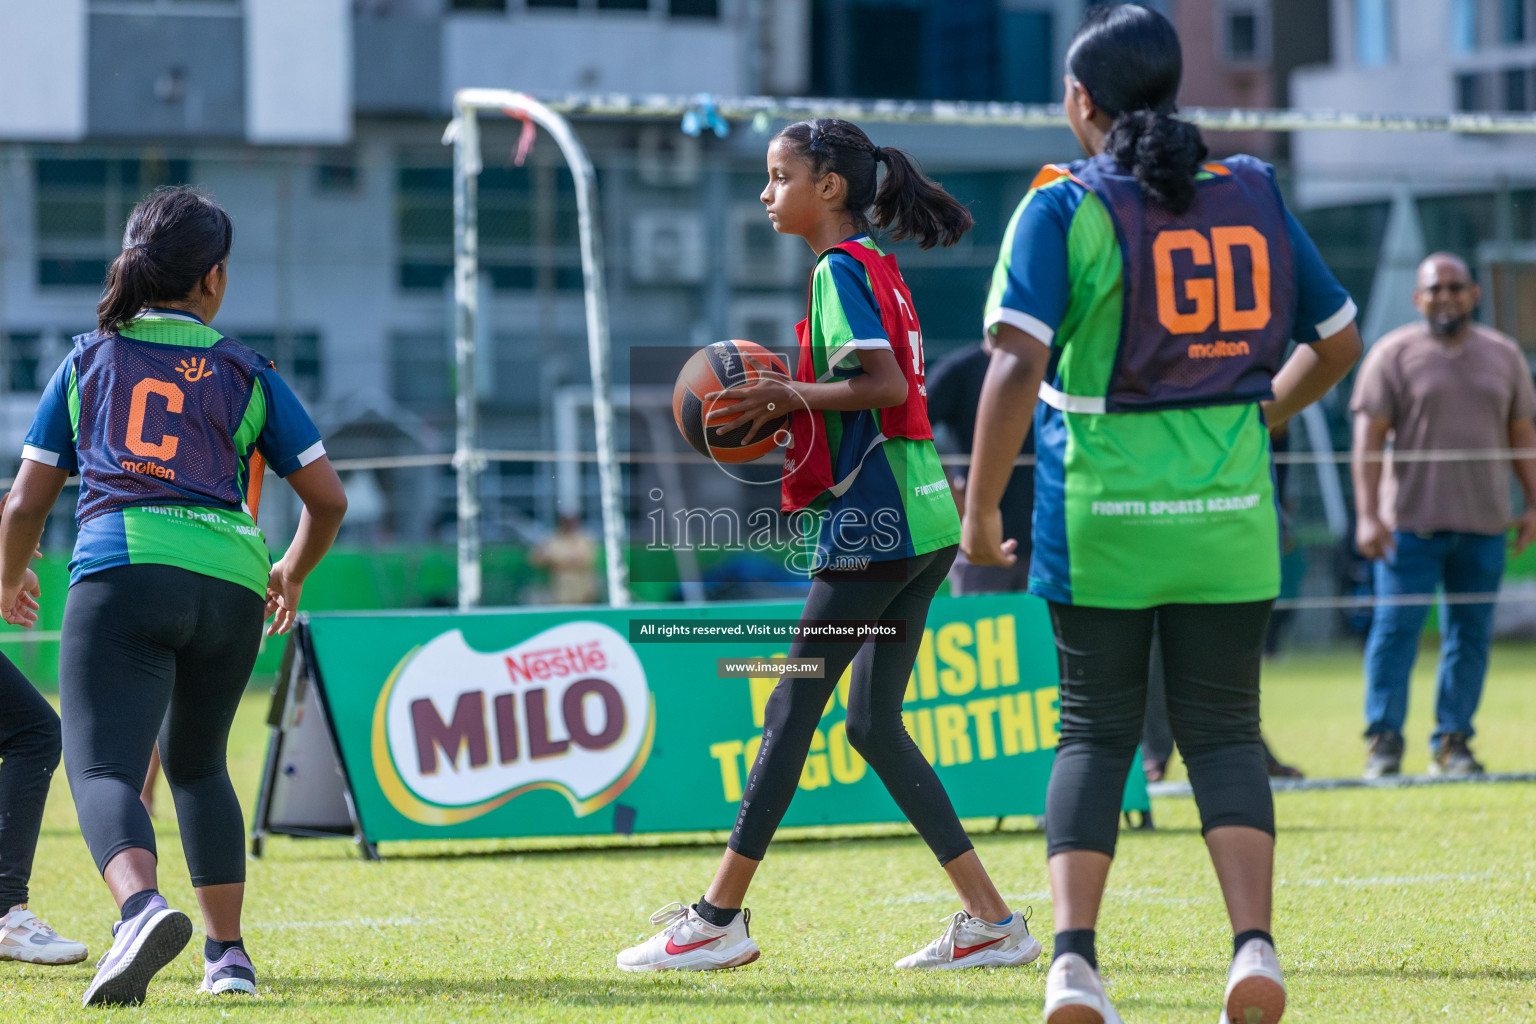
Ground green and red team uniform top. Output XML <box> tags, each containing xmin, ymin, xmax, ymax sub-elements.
<box><xmin>781</xmin><ymin>236</ymin><xmax>960</xmax><ymax>573</ymax></box>
<box><xmin>986</xmin><ymin>155</ymin><xmax>1356</xmax><ymax>608</ymax></box>
<box><xmin>23</xmin><ymin>309</ymin><xmax>325</xmax><ymax>597</ymax></box>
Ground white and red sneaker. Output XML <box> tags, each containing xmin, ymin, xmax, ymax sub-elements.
<box><xmin>0</xmin><ymin>905</ymin><xmax>88</xmax><ymax>965</ymax></box>
<box><xmin>1044</xmin><ymin>952</ymin><xmax>1122</xmax><ymax>1024</ymax></box>
<box><xmin>895</xmin><ymin>909</ymin><xmax>1042</xmax><ymax>969</ymax></box>
<box><xmin>616</xmin><ymin>902</ymin><xmax>760</xmax><ymax>972</ymax></box>
<box><xmin>1218</xmin><ymin>937</ymin><xmax>1286</xmax><ymax>1024</ymax></box>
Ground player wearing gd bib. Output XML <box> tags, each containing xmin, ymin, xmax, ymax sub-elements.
<box><xmin>0</xmin><ymin>188</ymin><xmax>348</xmax><ymax>1006</ymax></box>
<box><xmin>962</xmin><ymin>8</ymin><xmax>1360</xmax><ymax>1024</ymax></box>
<box><xmin>618</xmin><ymin>118</ymin><xmax>1039</xmax><ymax>974</ymax></box>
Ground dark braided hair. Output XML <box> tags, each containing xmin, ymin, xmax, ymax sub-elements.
<box><xmin>97</xmin><ymin>186</ymin><xmax>232</xmax><ymax>335</ymax></box>
<box><xmin>1067</xmin><ymin>4</ymin><xmax>1207</xmax><ymax>214</ymax></box>
<box><xmin>774</xmin><ymin>118</ymin><xmax>973</xmax><ymax>249</ymax></box>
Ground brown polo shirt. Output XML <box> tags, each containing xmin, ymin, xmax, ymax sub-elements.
<box><xmin>1351</xmin><ymin>322</ymin><xmax>1536</xmax><ymax>535</ymax></box>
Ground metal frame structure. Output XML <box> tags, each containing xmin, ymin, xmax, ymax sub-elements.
<box><xmin>446</xmin><ymin>90</ymin><xmax>1536</xmax><ymax>611</ymax></box>
<box><xmin>448</xmin><ymin>89</ymin><xmax>630</xmax><ymax>608</ymax></box>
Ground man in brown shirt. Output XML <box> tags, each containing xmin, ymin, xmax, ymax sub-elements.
<box><xmin>1350</xmin><ymin>252</ymin><xmax>1536</xmax><ymax>777</ymax></box>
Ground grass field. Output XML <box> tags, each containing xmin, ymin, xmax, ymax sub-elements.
<box><xmin>3</xmin><ymin>642</ymin><xmax>1534</xmax><ymax>1022</ymax></box>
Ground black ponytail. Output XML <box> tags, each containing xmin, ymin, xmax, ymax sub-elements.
<box><xmin>775</xmin><ymin>118</ymin><xmax>973</xmax><ymax>249</ymax></box>
<box><xmin>1067</xmin><ymin>3</ymin><xmax>1207</xmax><ymax>214</ymax></box>
<box><xmin>1104</xmin><ymin>109</ymin><xmax>1207</xmax><ymax>214</ymax></box>
<box><xmin>97</xmin><ymin>186</ymin><xmax>233</xmax><ymax>335</ymax></box>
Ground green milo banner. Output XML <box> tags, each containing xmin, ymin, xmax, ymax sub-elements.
<box><xmin>271</xmin><ymin>594</ymin><xmax>1149</xmax><ymax>847</ymax></box>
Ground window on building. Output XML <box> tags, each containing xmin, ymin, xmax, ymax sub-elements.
<box><xmin>1506</xmin><ymin>67</ymin><xmax>1531</xmax><ymax>110</ymax></box>
<box><xmin>1356</xmin><ymin>0</ymin><xmax>1394</xmax><ymax>67</ymax></box>
<box><xmin>669</xmin><ymin>0</ymin><xmax>718</xmax><ymax>15</ymax></box>
<box><xmin>34</xmin><ymin>157</ymin><xmax>190</xmax><ymax>289</ymax></box>
<box><xmin>1502</xmin><ymin>0</ymin><xmax>1527</xmax><ymax>42</ymax></box>
<box><xmin>391</xmin><ymin>332</ymin><xmax>452</xmax><ymax>411</ymax></box>
<box><xmin>315</xmin><ymin>158</ymin><xmax>360</xmax><ymax>194</ymax></box>
<box><xmin>395</xmin><ymin>162</ymin><xmax>583</xmax><ymax>293</ymax></box>
<box><xmin>239</xmin><ymin>332</ymin><xmax>323</xmax><ymax>400</ymax></box>
<box><xmin>1</xmin><ymin>333</ymin><xmax>42</xmax><ymax>393</ymax></box>
<box><xmin>526</xmin><ymin>0</ymin><xmax>579</xmax><ymax>8</ymax></box>
<box><xmin>597</xmin><ymin>0</ymin><xmax>649</xmax><ymax>9</ymax></box>
<box><xmin>998</xmin><ymin>9</ymin><xmax>1053</xmax><ymax>102</ymax></box>
<box><xmin>1452</xmin><ymin>0</ymin><xmax>1478</xmax><ymax>51</ymax></box>
<box><xmin>449</xmin><ymin>0</ymin><xmax>507</xmax><ymax>10</ymax></box>
<box><xmin>1223</xmin><ymin>6</ymin><xmax>1264</xmax><ymax>63</ymax></box>
<box><xmin>1457</xmin><ymin>70</ymin><xmax>1488</xmax><ymax>110</ymax></box>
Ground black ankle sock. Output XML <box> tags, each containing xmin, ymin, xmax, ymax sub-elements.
<box><xmin>694</xmin><ymin>896</ymin><xmax>740</xmax><ymax>928</ymax></box>
<box><xmin>120</xmin><ymin>889</ymin><xmax>158</xmax><ymax>922</ymax></box>
<box><xmin>206</xmin><ymin>937</ymin><xmax>245</xmax><ymax>961</ymax></box>
<box><xmin>1233</xmin><ymin>929</ymin><xmax>1274</xmax><ymax>958</ymax></box>
<box><xmin>1053</xmin><ymin>929</ymin><xmax>1097</xmax><ymax>970</ymax></box>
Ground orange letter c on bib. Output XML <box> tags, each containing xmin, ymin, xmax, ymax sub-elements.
<box><xmin>126</xmin><ymin>378</ymin><xmax>183</xmax><ymax>460</ymax></box>
<box><xmin>1153</xmin><ymin>229</ymin><xmax>1215</xmax><ymax>334</ymax></box>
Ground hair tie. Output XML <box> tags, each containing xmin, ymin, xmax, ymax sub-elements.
<box><xmin>871</xmin><ymin>146</ymin><xmax>884</xmax><ymax>163</ymax></box>
<box><xmin>807</xmin><ymin>129</ymin><xmax>826</xmax><ymax>153</ymax></box>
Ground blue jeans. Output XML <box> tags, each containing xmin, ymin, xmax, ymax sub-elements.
<box><xmin>1363</xmin><ymin>531</ymin><xmax>1506</xmax><ymax>748</ymax></box>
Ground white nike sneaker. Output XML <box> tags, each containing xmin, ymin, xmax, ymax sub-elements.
<box><xmin>1218</xmin><ymin>938</ymin><xmax>1286</xmax><ymax>1024</ymax></box>
<box><xmin>0</xmin><ymin>905</ymin><xmax>88</xmax><ymax>965</ymax></box>
<box><xmin>1044</xmin><ymin>952</ymin><xmax>1122</xmax><ymax>1024</ymax></box>
<box><xmin>616</xmin><ymin>902</ymin><xmax>760</xmax><ymax>972</ymax></box>
<box><xmin>895</xmin><ymin>909</ymin><xmax>1042</xmax><ymax>969</ymax></box>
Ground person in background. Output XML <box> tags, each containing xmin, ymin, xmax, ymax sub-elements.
<box><xmin>1351</xmin><ymin>252</ymin><xmax>1536</xmax><ymax>778</ymax></box>
<box><xmin>0</xmin><ymin>186</ymin><xmax>348</xmax><ymax>1005</ymax></box>
<box><xmin>530</xmin><ymin>513</ymin><xmax>600</xmax><ymax>605</ymax></box>
<box><xmin>927</xmin><ymin>339</ymin><xmax>1035</xmax><ymax>595</ymax></box>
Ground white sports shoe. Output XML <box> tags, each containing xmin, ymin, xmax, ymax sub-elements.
<box><xmin>1218</xmin><ymin>938</ymin><xmax>1286</xmax><ymax>1024</ymax></box>
<box><xmin>1044</xmin><ymin>952</ymin><xmax>1122</xmax><ymax>1024</ymax></box>
<box><xmin>616</xmin><ymin>902</ymin><xmax>760</xmax><ymax>972</ymax></box>
<box><xmin>0</xmin><ymin>905</ymin><xmax>88</xmax><ymax>965</ymax></box>
<box><xmin>895</xmin><ymin>909</ymin><xmax>1042</xmax><ymax>969</ymax></box>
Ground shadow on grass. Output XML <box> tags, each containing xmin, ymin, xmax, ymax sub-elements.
<box><xmin>266</xmin><ymin>974</ymin><xmax>1040</xmax><ymax>1009</ymax></box>
<box><xmin>1307</xmin><ymin>965</ymin><xmax>1536</xmax><ymax>982</ymax></box>
<box><xmin>316</xmin><ymin>823</ymin><xmax>1350</xmax><ymax>865</ymax></box>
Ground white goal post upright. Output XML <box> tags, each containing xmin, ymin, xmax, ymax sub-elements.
<box><xmin>447</xmin><ymin>89</ymin><xmax>1536</xmax><ymax>610</ymax></box>
<box><xmin>449</xmin><ymin>89</ymin><xmax>631</xmax><ymax>609</ymax></box>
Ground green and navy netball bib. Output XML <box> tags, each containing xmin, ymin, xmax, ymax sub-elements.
<box><xmin>782</xmin><ymin>237</ymin><xmax>959</xmax><ymax>573</ymax></box>
<box><xmin>985</xmin><ymin>155</ymin><xmax>1355</xmax><ymax>608</ymax></box>
<box><xmin>23</xmin><ymin>310</ymin><xmax>325</xmax><ymax>596</ymax></box>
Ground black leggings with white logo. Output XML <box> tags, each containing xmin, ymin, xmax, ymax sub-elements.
<box><xmin>728</xmin><ymin>544</ymin><xmax>975</xmax><ymax>865</ymax></box>
<box><xmin>60</xmin><ymin>564</ymin><xmax>265</xmax><ymax>887</ymax></box>
<box><xmin>1044</xmin><ymin>599</ymin><xmax>1276</xmax><ymax>858</ymax></box>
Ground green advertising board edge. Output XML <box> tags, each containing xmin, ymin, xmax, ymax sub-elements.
<box><xmin>254</xmin><ymin>594</ymin><xmax>1150</xmax><ymax>855</ymax></box>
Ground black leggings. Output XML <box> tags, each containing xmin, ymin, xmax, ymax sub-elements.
<box><xmin>60</xmin><ymin>564</ymin><xmax>265</xmax><ymax>887</ymax></box>
<box><xmin>1045</xmin><ymin>600</ymin><xmax>1275</xmax><ymax>858</ymax></box>
<box><xmin>729</xmin><ymin>545</ymin><xmax>974</xmax><ymax>865</ymax></box>
<box><xmin>0</xmin><ymin>656</ymin><xmax>61</xmax><ymax>909</ymax></box>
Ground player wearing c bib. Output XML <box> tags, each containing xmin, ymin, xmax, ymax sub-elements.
<box><xmin>618</xmin><ymin>119</ymin><xmax>1039</xmax><ymax>974</ymax></box>
<box><xmin>0</xmin><ymin>187</ymin><xmax>348</xmax><ymax>1006</ymax></box>
<box><xmin>962</xmin><ymin>9</ymin><xmax>1361</xmax><ymax>1024</ymax></box>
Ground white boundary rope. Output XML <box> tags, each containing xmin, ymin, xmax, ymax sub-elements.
<box><xmin>528</xmin><ymin>92</ymin><xmax>1536</xmax><ymax>135</ymax></box>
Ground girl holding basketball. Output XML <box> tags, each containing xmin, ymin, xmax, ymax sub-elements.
<box><xmin>963</xmin><ymin>7</ymin><xmax>1360</xmax><ymax>1022</ymax></box>
<box><xmin>618</xmin><ymin>119</ymin><xmax>1038</xmax><ymax>972</ymax></box>
<box><xmin>0</xmin><ymin>187</ymin><xmax>348</xmax><ymax>1005</ymax></box>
